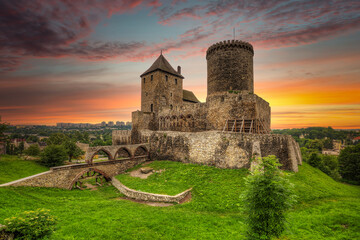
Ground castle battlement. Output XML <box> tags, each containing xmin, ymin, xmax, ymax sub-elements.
<box><xmin>206</xmin><ymin>40</ymin><xmax>254</xmax><ymax>59</ymax></box>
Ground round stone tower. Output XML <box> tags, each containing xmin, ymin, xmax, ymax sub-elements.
<box><xmin>206</xmin><ymin>40</ymin><xmax>254</xmax><ymax>96</ymax></box>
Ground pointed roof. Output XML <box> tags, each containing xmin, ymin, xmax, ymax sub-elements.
<box><xmin>183</xmin><ymin>90</ymin><xmax>200</xmax><ymax>103</ymax></box>
<box><xmin>140</xmin><ymin>54</ymin><xmax>184</xmax><ymax>78</ymax></box>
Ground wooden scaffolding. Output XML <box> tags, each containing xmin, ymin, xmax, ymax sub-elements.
<box><xmin>222</xmin><ymin>118</ymin><xmax>271</xmax><ymax>134</ymax></box>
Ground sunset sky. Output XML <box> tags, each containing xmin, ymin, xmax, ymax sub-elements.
<box><xmin>0</xmin><ymin>0</ymin><xmax>359</xmax><ymax>129</ymax></box>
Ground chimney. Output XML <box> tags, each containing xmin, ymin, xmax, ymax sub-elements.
<box><xmin>177</xmin><ymin>66</ymin><xmax>181</xmax><ymax>74</ymax></box>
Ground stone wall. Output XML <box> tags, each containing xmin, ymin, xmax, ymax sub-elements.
<box><xmin>0</xmin><ymin>158</ymin><xmax>146</xmax><ymax>189</ymax></box>
<box><xmin>141</xmin><ymin>130</ymin><xmax>301</xmax><ymax>172</ymax></box>
<box><xmin>112</xmin><ymin>130</ymin><xmax>131</xmax><ymax>145</ymax></box>
<box><xmin>206</xmin><ymin>92</ymin><xmax>270</xmax><ymax>131</ymax></box>
<box><xmin>112</xmin><ymin>177</ymin><xmax>191</xmax><ymax>203</ymax></box>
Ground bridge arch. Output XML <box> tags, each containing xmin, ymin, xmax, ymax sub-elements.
<box><xmin>89</xmin><ymin>148</ymin><xmax>113</xmax><ymax>163</ymax></box>
<box><xmin>134</xmin><ymin>145</ymin><xmax>148</xmax><ymax>157</ymax></box>
<box><xmin>68</xmin><ymin>168</ymin><xmax>111</xmax><ymax>190</ymax></box>
<box><xmin>114</xmin><ymin>147</ymin><xmax>132</xmax><ymax>159</ymax></box>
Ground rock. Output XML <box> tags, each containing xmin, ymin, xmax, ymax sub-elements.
<box><xmin>140</xmin><ymin>167</ymin><xmax>153</xmax><ymax>174</ymax></box>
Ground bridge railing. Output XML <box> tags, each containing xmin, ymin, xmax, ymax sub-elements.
<box><xmin>51</xmin><ymin>155</ymin><xmax>148</xmax><ymax>171</ymax></box>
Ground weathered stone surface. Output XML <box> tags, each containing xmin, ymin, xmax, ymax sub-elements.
<box><xmin>140</xmin><ymin>130</ymin><xmax>301</xmax><ymax>172</ymax></box>
<box><xmin>112</xmin><ymin>177</ymin><xmax>191</xmax><ymax>203</ymax></box>
<box><xmin>140</xmin><ymin>167</ymin><xmax>153</xmax><ymax>174</ymax></box>
<box><xmin>112</xmin><ymin>130</ymin><xmax>131</xmax><ymax>145</ymax></box>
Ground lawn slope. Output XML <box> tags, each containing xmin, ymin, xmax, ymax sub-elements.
<box><xmin>0</xmin><ymin>155</ymin><xmax>49</xmax><ymax>184</ymax></box>
<box><xmin>0</xmin><ymin>160</ymin><xmax>359</xmax><ymax>239</ymax></box>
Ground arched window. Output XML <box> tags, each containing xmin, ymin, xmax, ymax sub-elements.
<box><xmin>175</xmin><ymin>79</ymin><xmax>177</xmax><ymax>85</ymax></box>
<box><xmin>151</xmin><ymin>104</ymin><xmax>153</xmax><ymax>112</ymax></box>
<box><xmin>170</xmin><ymin>104</ymin><xmax>173</xmax><ymax>110</ymax></box>
<box><xmin>151</xmin><ymin>75</ymin><xmax>153</xmax><ymax>81</ymax></box>
<box><xmin>143</xmin><ymin>78</ymin><xmax>145</xmax><ymax>84</ymax></box>
<box><xmin>165</xmin><ymin>75</ymin><xmax>168</xmax><ymax>81</ymax></box>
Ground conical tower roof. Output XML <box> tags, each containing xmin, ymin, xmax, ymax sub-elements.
<box><xmin>140</xmin><ymin>54</ymin><xmax>184</xmax><ymax>78</ymax></box>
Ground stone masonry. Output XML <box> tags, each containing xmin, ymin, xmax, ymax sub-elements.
<box><xmin>138</xmin><ymin>130</ymin><xmax>302</xmax><ymax>172</ymax></box>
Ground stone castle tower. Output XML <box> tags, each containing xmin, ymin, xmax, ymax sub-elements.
<box><xmin>206</xmin><ymin>40</ymin><xmax>254</xmax><ymax>96</ymax></box>
<box><xmin>131</xmin><ymin>39</ymin><xmax>302</xmax><ymax>172</ymax></box>
<box><xmin>140</xmin><ymin>54</ymin><xmax>184</xmax><ymax>113</ymax></box>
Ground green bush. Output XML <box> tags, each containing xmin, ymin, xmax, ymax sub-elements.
<box><xmin>338</xmin><ymin>143</ymin><xmax>360</xmax><ymax>184</ymax></box>
<box><xmin>308</xmin><ymin>152</ymin><xmax>321</xmax><ymax>168</ymax></box>
<box><xmin>241</xmin><ymin>156</ymin><xmax>296</xmax><ymax>240</ymax></box>
<box><xmin>40</xmin><ymin>145</ymin><xmax>67</xmax><ymax>167</ymax></box>
<box><xmin>24</xmin><ymin>144</ymin><xmax>41</xmax><ymax>157</ymax></box>
<box><xmin>4</xmin><ymin>209</ymin><xmax>56</xmax><ymax>240</ymax></box>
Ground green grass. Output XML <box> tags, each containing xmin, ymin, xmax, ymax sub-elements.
<box><xmin>0</xmin><ymin>159</ymin><xmax>359</xmax><ymax>239</ymax></box>
<box><xmin>0</xmin><ymin>155</ymin><xmax>49</xmax><ymax>184</ymax></box>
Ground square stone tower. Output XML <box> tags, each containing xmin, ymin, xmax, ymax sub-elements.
<box><xmin>140</xmin><ymin>54</ymin><xmax>184</xmax><ymax>114</ymax></box>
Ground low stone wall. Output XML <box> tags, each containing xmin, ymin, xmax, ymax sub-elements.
<box><xmin>141</xmin><ymin>130</ymin><xmax>302</xmax><ymax>172</ymax></box>
<box><xmin>111</xmin><ymin>177</ymin><xmax>192</xmax><ymax>203</ymax></box>
<box><xmin>0</xmin><ymin>158</ymin><xmax>146</xmax><ymax>189</ymax></box>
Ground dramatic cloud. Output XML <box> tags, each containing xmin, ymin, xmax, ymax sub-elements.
<box><xmin>0</xmin><ymin>0</ymin><xmax>155</xmax><ymax>72</ymax></box>
<box><xmin>156</xmin><ymin>0</ymin><xmax>360</xmax><ymax>48</ymax></box>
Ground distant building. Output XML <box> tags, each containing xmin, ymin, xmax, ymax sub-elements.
<box><xmin>126</xmin><ymin>121</ymin><xmax>132</xmax><ymax>127</ymax></box>
<box><xmin>101</xmin><ymin>121</ymin><xmax>106</xmax><ymax>127</ymax></box>
<box><xmin>352</xmin><ymin>136</ymin><xmax>360</xmax><ymax>144</ymax></box>
<box><xmin>116</xmin><ymin>121</ymin><xmax>125</xmax><ymax>126</ymax></box>
<box><xmin>108</xmin><ymin>121</ymin><xmax>114</xmax><ymax>127</ymax></box>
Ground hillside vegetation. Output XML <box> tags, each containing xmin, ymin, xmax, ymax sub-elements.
<box><xmin>0</xmin><ymin>159</ymin><xmax>359</xmax><ymax>239</ymax></box>
<box><xmin>0</xmin><ymin>155</ymin><xmax>49</xmax><ymax>184</ymax></box>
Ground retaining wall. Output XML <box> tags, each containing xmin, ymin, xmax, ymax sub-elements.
<box><xmin>112</xmin><ymin>177</ymin><xmax>191</xmax><ymax>203</ymax></box>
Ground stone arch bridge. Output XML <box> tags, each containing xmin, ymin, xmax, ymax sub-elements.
<box><xmin>0</xmin><ymin>143</ymin><xmax>150</xmax><ymax>190</ymax></box>
<box><xmin>85</xmin><ymin>143</ymin><xmax>150</xmax><ymax>163</ymax></box>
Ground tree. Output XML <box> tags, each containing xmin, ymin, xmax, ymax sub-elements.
<box><xmin>0</xmin><ymin>121</ymin><xmax>8</xmax><ymax>158</ymax></box>
<box><xmin>40</xmin><ymin>145</ymin><xmax>67</xmax><ymax>167</ymax></box>
<box><xmin>62</xmin><ymin>140</ymin><xmax>84</xmax><ymax>162</ymax></box>
<box><xmin>242</xmin><ymin>156</ymin><xmax>296</xmax><ymax>240</ymax></box>
<box><xmin>307</xmin><ymin>153</ymin><xmax>321</xmax><ymax>168</ymax></box>
<box><xmin>338</xmin><ymin>144</ymin><xmax>360</xmax><ymax>184</ymax></box>
<box><xmin>46</xmin><ymin>133</ymin><xmax>68</xmax><ymax>145</ymax></box>
<box><xmin>24</xmin><ymin>144</ymin><xmax>41</xmax><ymax>157</ymax></box>
<box><xmin>323</xmin><ymin>138</ymin><xmax>333</xmax><ymax>149</ymax></box>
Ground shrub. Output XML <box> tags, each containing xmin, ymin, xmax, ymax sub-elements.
<box><xmin>40</xmin><ymin>145</ymin><xmax>67</xmax><ymax>167</ymax></box>
<box><xmin>338</xmin><ymin>143</ymin><xmax>360</xmax><ymax>184</ymax></box>
<box><xmin>4</xmin><ymin>209</ymin><xmax>56</xmax><ymax>240</ymax></box>
<box><xmin>307</xmin><ymin>153</ymin><xmax>321</xmax><ymax>168</ymax></box>
<box><xmin>241</xmin><ymin>155</ymin><xmax>296</xmax><ymax>240</ymax></box>
<box><xmin>24</xmin><ymin>144</ymin><xmax>41</xmax><ymax>157</ymax></box>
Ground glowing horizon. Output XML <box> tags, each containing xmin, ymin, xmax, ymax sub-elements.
<box><xmin>0</xmin><ymin>0</ymin><xmax>359</xmax><ymax>129</ymax></box>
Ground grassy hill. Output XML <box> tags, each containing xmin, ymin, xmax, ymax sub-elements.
<box><xmin>0</xmin><ymin>159</ymin><xmax>359</xmax><ymax>239</ymax></box>
<box><xmin>0</xmin><ymin>155</ymin><xmax>49</xmax><ymax>184</ymax></box>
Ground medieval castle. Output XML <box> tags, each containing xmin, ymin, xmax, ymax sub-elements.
<box><xmin>114</xmin><ymin>40</ymin><xmax>302</xmax><ymax>171</ymax></box>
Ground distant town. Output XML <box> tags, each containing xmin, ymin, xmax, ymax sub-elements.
<box><xmin>56</xmin><ymin>121</ymin><xmax>132</xmax><ymax>128</ymax></box>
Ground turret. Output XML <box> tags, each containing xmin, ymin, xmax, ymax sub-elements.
<box><xmin>206</xmin><ymin>40</ymin><xmax>254</xmax><ymax>96</ymax></box>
